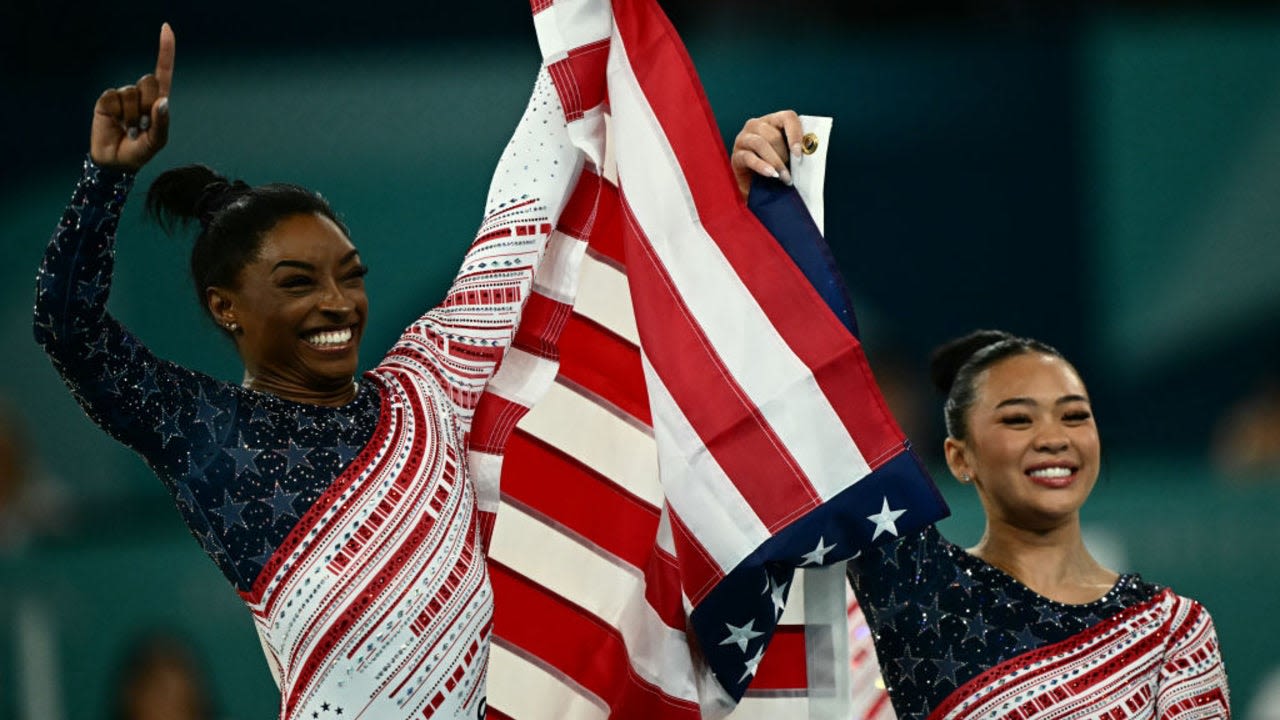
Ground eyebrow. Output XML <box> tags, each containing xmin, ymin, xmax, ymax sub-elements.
<box><xmin>271</xmin><ymin>250</ymin><xmax>362</xmax><ymax>274</ymax></box>
<box><xmin>994</xmin><ymin>394</ymin><xmax>1090</xmax><ymax>409</ymax></box>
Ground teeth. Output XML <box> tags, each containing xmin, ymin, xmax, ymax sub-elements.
<box><xmin>1029</xmin><ymin>467</ymin><xmax>1072</xmax><ymax>479</ymax></box>
<box><xmin>305</xmin><ymin>328</ymin><xmax>352</xmax><ymax>347</ymax></box>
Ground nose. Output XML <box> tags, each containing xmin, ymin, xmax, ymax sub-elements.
<box><xmin>317</xmin><ymin>278</ymin><xmax>355</xmax><ymax>317</ymax></box>
<box><xmin>1034</xmin><ymin>424</ymin><xmax>1070</xmax><ymax>453</ymax></box>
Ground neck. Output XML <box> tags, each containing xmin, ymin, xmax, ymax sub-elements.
<box><xmin>242</xmin><ymin>369</ymin><xmax>357</xmax><ymax>407</ymax></box>
<box><xmin>969</xmin><ymin>514</ymin><xmax>1117</xmax><ymax>604</ymax></box>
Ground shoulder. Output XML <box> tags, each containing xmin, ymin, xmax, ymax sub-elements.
<box><xmin>1150</xmin><ymin>590</ymin><xmax>1223</xmax><ymax>653</ymax></box>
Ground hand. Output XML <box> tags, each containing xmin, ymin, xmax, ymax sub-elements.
<box><xmin>90</xmin><ymin>23</ymin><xmax>175</xmax><ymax>172</ymax></box>
<box><xmin>730</xmin><ymin>110</ymin><xmax>804</xmax><ymax>201</ymax></box>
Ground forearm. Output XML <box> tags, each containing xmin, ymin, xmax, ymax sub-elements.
<box><xmin>34</xmin><ymin>158</ymin><xmax>134</xmax><ymax>361</ymax></box>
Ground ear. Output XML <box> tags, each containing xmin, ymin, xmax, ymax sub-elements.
<box><xmin>943</xmin><ymin>436</ymin><xmax>973</xmax><ymax>484</ymax></box>
<box><xmin>206</xmin><ymin>286</ymin><xmax>238</xmax><ymax>331</ymax></box>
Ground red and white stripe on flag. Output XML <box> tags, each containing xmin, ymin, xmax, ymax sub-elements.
<box><xmin>468</xmin><ymin>0</ymin><xmax>945</xmax><ymax>717</ymax></box>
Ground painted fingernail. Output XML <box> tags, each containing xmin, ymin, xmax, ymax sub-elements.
<box><xmin>780</xmin><ymin>168</ymin><xmax>793</xmax><ymax>185</ymax></box>
<box><xmin>156</xmin><ymin>97</ymin><xmax>169</xmax><ymax>114</ymax></box>
<box><xmin>768</xmin><ymin>167</ymin><xmax>781</xmax><ymax>179</ymax></box>
<box><xmin>127</xmin><ymin>127</ymin><xmax>139</xmax><ymax>140</ymax></box>
<box><xmin>139</xmin><ymin>115</ymin><xmax>151</xmax><ymax>131</ymax></box>
<box><xmin>791</xmin><ymin>143</ymin><xmax>803</xmax><ymax>159</ymax></box>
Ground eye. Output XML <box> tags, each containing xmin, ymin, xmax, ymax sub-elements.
<box><xmin>1063</xmin><ymin>410</ymin><xmax>1092</xmax><ymax>423</ymax></box>
<box><xmin>278</xmin><ymin>274</ymin><xmax>314</xmax><ymax>290</ymax></box>
<box><xmin>999</xmin><ymin>414</ymin><xmax>1032</xmax><ymax>427</ymax></box>
<box><xmin>344</xmin><ymin>265</ymin><xmax>369</xmax><ymax>284</ymax></box>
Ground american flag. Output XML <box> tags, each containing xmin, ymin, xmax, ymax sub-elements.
<box><xmin>467</xmin><ymin>0</ymin><xmax>947</xmax><ymax>717</ymax></box>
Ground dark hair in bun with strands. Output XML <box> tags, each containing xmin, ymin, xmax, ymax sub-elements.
<box><xmin>144</xmin><ymin>164</ymin><xmax>349</xmax><ymax>329</ymax></box>
<box><xmin>929</xmin><ymin>330</ymin><xmax>1066</xmax><ymax>440</ymax></box>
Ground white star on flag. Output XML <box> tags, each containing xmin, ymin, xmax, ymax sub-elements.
<box><xmin>767</xmin><ymin>574</ymin><xmax>789</xmax><ymax>620</ymax></box>
<box><xmin>720</xmin><ymin>619</ymin><xmax>764</xmax><ymax>653</ymax></box>
<box><xmin>800</xmin><ymin>536</ymin><xmax>837</xmax><ymax>565</ymax></box>
<box><xmin>739</xmin><ymin>647</ymin><xmax>766</xmax><ymax>683</ymax></box>
<box><xmin>867</xmin><ymin>496</ymin><xmax>907</xmax><ymax>540</ymax></box>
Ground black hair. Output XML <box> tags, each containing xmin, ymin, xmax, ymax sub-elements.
<box><xmin>929</xmin><ymin>329</ymin><xmax>1067</xmax><ymax>440</ymax></box>
<box><xmin>144</xmin><ymin>164</ymin><xmax>349</xmax><ymax>329</ymax></box>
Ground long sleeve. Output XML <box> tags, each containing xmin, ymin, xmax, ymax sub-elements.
<box><xmin>379</xmin><ymin>69</ymin><xmax>580</xmax><ymax>435</ymax></box>
<box><xmin>33</xmin><ymin>159</ymin><xmax>230</xmax><ymax>483</ymax></box>
<box><xmin>1157</xmin><ymin>600</ymin><xmax>1231</xmax><ymax>718</ymax></box>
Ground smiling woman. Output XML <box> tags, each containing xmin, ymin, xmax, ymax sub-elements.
<box><xmin>732</xmin><ymin>111</ymin><xmax>1232</xmax><ymax>717</ymax></box>
<box><xmin>851</xmin><ymin>331</ymin><xmax>1232</xmax><ymax>719</ymax></box>
<box><xmin>32</xmin><ymin>23</ymin><xmax>574</xmax><ymax>720</ymax></box>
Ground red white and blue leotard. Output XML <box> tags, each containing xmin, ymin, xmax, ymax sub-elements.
<box><xmin>35</xmin><ymin>72</ymin><xmax>576</xmax><ymax>720</ymax></box>
<box><xmin>848</xmin><ymin>527</ymin><xmax>1231</xmax><ymax>719</ymax></box>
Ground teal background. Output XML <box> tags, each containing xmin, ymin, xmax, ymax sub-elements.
<box><xmin>2</xmin><ymin>6</ymin><xmax>1278</xmax><ymax>718</ymax></box>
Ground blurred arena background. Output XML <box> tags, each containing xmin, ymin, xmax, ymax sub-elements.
<box><xmin>2</xmin><ymin>1</ymin><xmax>1278</xmax><ymax>717</ymax></box>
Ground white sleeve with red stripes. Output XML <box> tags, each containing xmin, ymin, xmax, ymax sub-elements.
<box><xmin>1157</xmin><ymin>598</ymin><xmax>1231</xmax><ymax>719</ymax></box>
<box><xmin>381</xmin><ymin>69</ymin><xmax>583</xmax><ymax>435</ymax></box>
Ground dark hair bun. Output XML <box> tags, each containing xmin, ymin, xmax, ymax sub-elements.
<box><xmin>145</xmin><ymin>164</ymin><xmax>246</xmax><ymax>233</ymax></box>
<box><xmin>929</xmin><ymin>329</ymin><xmax>1012</xmax><ymax>396</ymax></box>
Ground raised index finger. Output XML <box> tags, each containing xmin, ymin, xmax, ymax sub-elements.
<box><xmin>154</xmin><ymin>22</ymin><xmax>176</xmax><ymax>97</ymax></box>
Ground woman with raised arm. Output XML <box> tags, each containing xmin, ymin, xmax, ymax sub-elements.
<box><xmin>34</xmin><ymin>24</ymin><xmax>576</xmax><ymax>719</ymax></box>
<box><xmin>732</xmin><ymin>113</ymin><xmax>1230</xmax><ymax>719</ymax></box>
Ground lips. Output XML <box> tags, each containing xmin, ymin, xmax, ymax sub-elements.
<box><xmin>1025</xmin><ymin>463</ymin><xmax>1078</xmax><ymax>489</ymax></box>
<box><xmin>303</xmin><ymin>326</ymin><xmax>355</xmax><ymax>350</ymax></box>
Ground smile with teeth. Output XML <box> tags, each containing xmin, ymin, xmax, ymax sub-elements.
<box><xmin>304</xmin><ymin>327</ymin><xmax>353</xmax><ymax>348</ymax></box>
<box><xmin>1028</xmin><ymin>467</ymin><xmax>1074</xmax><ymax>479</ymax></box>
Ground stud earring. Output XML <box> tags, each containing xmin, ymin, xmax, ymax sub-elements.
<box><xmin>961</xmin><ymin>474</ymin><xmax>972</xmax><ymax>484</ymax></box>
<box><xmin>225</xmin><ymin>321</ymin><xmax>239</xmax><ymax>332</ymax></box>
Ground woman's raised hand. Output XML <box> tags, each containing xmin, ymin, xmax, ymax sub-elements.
<box><xmin>730</xmin><ymin>110</ymin><xmax>804</xmax><ymax>201</ymax></box>
<box><xmin>90</xmin><ymin>23</ymin><xmax>175</xmax><ymax>171</ymax></box>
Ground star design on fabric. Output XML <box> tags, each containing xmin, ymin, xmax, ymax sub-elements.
<box><xmin>265</xmin><ymin>482</ymin><xmax>301</xmax><ymax>524</ymax></box>
<box><xmin>932</xmin><ymin>648</ymin><xmax>965</xmax><ymax>688</ymax></box>
<box><xmin>156</xmin><ymin>408</ymin><xmax>183</xmax><ymax>448</ymax></box>
<box><xmin>192</xmin><ymin>387</ymin><xmax>225</xmax><ymax>440</ymax></box>
<box><xmin>961</xmin><ymin>611</ymin><xmax>992</xmax><ymax>644</ymax></box>
<box><xmin>1035</xmin><ymin>605</ymin><xmax>1061</xmax><ymax>624</ymax></box>
<box><xmin>75</xmin><ymin>274</ymin><xmax>107</xmax><ymax>304</ymax></box>
<box><xmin>224</xmin><ymin>433</ymin><xmax>263</xmax><ymax>477</ymax></box>
<box><xmin>250</xmin><ymin>539</ymin><xmax>275</xmax><ymax>568</ymax></box>
<box><xmin>175</xmin><ymin>480</ymin><xmax>200</xmax><ymax>511</ymax></box>
<box><xmin>249</xmin><ymin>404</ymin><xmax>271</xmax><ymax>427</ymax></box>
<box><xmin>1011</xmin><ymin>625</ymin><xmax>1041</xmax><ymax>653</ymax></box>
<box><xmin>738</xmin><ymin>646</ymin><xmax>765</xmax><ymax>684</ymax></box>
<box><xmin>874</xmin><ymin>588</ymin><xmax>905</xmax><ymax>624</ymax></box>
<box><xmin>86</xmin><ymin>330</ymin><xmax>111</xmax><ymax>359</ymax></box>
<box><xmin>119</xmin><ymin>333</ymin><xmax>142</xmax><ymax>361</ymax></box>
<box><xmin>917</xmin><ymin>594</ymin><xmax>945</xmax><ymax>632</ymax></box>
<box><xmin>951</xmin><ymin>566</ymin><xmax>980</xmax><ymax>594</ymax></box>
<box><xmin>800</xmin><ymin>536</ymin><xmax>837</xmax><ymax>566</ymax></box>
<box><xmin>720</xmin><ymin>619</ymin><xmax>764</xmax><ymax>653</ymax></box>
<box><xmin>866</xmin><ymin>497</ymin><xmax>907</xmax><ymax>541</ymax></box>
<box><xmin>994</xmin><ymin>587</ymin><xmax>1020</xmax><ymax>609</ymax></box>
<box><xmin>35</xmin><ymin>267</ymin><xmax>59</xmax><ymax>299</ymax></box>
<box><xmin>103</xmin><ymin>364</ymin><xmax>129</xmax><ymax>396</ymax></box>
<box><xmin>137</xmin><ymin>366</ymin><xmax>161</xmax><ymax>404</ymax></box>
<box><xmin>200</xmin><ymin>528</ymin><xmax>229</xmax><ymax>565</ymax></box>
<box><xmin>767</xmin><ymin>574</ymin><xmax>789</xmax><ymax>620</ymax></box>
<box><xmin>275</xmin><ymin>439</ymin><xmax>315</xmax><ymax>474</ymax></box>
<box><xmin>333</xmin><ymin>437</ymin><xmax>361</xmax><ymax>465</ymax></box>
<box><xmin>296</xmin><ymin>414</ymin><xmax>316</xmax><ymax>431</ymax></box>
<box><xmin>893</xmin><ymin>651</ymin><xmax>922</xmax><ymax>679</ymax></box>
<box><xmin>213</xmin><ymin>490</ymin><xmax>249</xmax><ymax>530</ymax></box>
<box><xmin>32</xmin><ymin>316</ymin><xmax>58</xmax><ymax>344</ymax></box>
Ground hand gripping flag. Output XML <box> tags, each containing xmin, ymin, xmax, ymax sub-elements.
<box><xmin>467</xmin><ymin>0</ymin><xmax>948</xmax><ymax>717</ymax></box>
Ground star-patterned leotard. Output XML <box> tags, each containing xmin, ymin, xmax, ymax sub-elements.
<box><xmin>35</xmin><ymin>70</ymin><xmax>578</xmax><ymax>720</ymax></box>
<box><xmin>847</xmin><ymin>526</ymin><xmax>1231</xmax><ymax>719</ymax></box>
